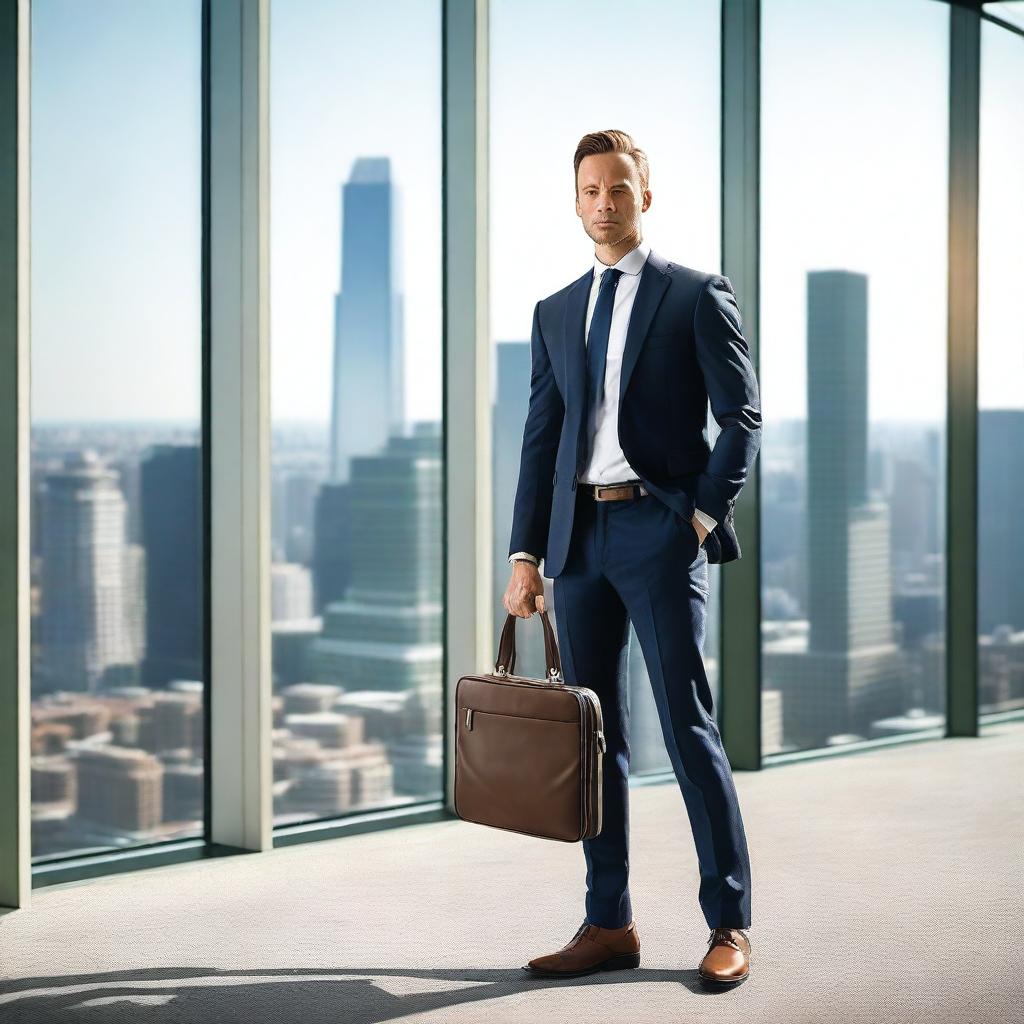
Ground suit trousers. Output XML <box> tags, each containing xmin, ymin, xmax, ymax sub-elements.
<box><xmin>551</xmin><ymin>485</ymin><xmax>752</xmax><ymax>931</ymax></box>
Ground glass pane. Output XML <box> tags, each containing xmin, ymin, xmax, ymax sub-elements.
<box><xmin>760</xmin><ymin>0</ymin><xmax>949</xmax><ymax>756</ymax></box>
<box><xmin>269</xmin><ymin>0</ymin><xmax>444</xmax><ymax>826</ymax></box>
<box><xmin>982</xmin><ymin>2</ymin><xmax>1024</xmax><ymax>31</ymax></box>
<box><xmin>30</xmin><ymin>0</ymin><xmax>204</xmax><ymax>859</ymax></box>
<box><xmin>978</xmin><ymin>21</ymin><xmax>1024</xmax><ymax>718</ymax></box>
<box><xmin>490</xmin><ymin>0</ymin><xmax>721</xmax><ymax>776</ymax></box>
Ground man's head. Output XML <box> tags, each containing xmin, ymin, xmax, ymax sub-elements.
<box><xmin>574</xmin><ymin>130</ymin><xmax>652</xmax><ymax>254</ymax></box>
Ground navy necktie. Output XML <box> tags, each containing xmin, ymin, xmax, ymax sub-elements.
<box><xmin>578</xmin><ymin>267</ymin><xmax>623</xmax><ymax>473</ymax></box>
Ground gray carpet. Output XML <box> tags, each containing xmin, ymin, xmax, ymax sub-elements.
<box><xmin>1</xmin><ymin>720</ymin><xmax>1022</xmax><ymax>1024</ymax></box>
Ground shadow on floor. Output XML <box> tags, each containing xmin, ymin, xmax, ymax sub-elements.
<box><xmin>0</xmin><ymin>963</ymin><xmax>736</xmax><ymax>1023</ymax></box>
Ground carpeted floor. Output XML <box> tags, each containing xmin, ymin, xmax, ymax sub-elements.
<box><xmin>1</xmin><ymin>720</ymin><xmax>1022</xmax><ymax>1024</ymax></box>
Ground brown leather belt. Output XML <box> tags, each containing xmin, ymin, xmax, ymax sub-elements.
<box><xmin>580</xmin><ymin>480</ymin><xmax>648</xmax><ymax>501</ymax></box>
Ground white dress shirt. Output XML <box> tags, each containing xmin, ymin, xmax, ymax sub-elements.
<box><xmin>510</xmin><ymin>240</ymin><xmax>717</xmax><ymax>569</ymax></box>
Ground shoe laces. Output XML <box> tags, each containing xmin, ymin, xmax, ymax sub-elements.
<box><xmin>564</xmin><ymin>919</ymin><xmax>591</xmax><ymax>949</ymax></box>
<box><xmin>707</xmin><ymin>926</ymin><xmax>748</xmax><ymax>952</ymax></box>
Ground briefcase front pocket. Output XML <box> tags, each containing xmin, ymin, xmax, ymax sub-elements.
<box><xmin>456</xmin><ymin>705</ymin><xmax>583</xmax><ymax>842</ymax></box>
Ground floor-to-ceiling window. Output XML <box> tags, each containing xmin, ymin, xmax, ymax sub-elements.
<box><xmin>268</xmin><ymin>0</ymin><xmax>444</xmax><ymax>827</ymax></box>
<box><xmin>489</xmin><ymin>0</ymin><xmax>721</xmax><ymax>776</ymax></box>
<box><xmin>760</xmin><ymin>0</ymin><xmax>950</xmax><ymax>756</ymax></box>
<box><xmin>978</xmin><ymin>8</ymin><xmax>1024</xmax><ymax>718</ymax></box>
<box><xmin>12</xmin><ymin>0</ymin><xmax>1021</xmax><ymax>898</ymax></box>
<box><xmin>30</xmin><ymin>0</ymin><xmax>204</xmax><ymax>860</ymax></box>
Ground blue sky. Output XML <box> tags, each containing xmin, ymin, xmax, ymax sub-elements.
<box><xmin>28</xmin><ymin>0</ymin><xmax>1023</xmax><ymax>425</ymax></box>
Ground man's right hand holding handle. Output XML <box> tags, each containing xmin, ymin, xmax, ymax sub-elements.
<box><xmin>504</xmin><ymin>559</ymin><xmax>546</xmax><ymax>619</ymax></box>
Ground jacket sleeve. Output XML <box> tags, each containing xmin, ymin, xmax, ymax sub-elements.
<box><xmin>507</xmin><ymin>300</ymin><xmax>564</xmax><ymax>563</ymax></box>
<box><xmin>692</xmin><ymin>275</ymin><xmax>762</xmax><ymax>525</ymax></box>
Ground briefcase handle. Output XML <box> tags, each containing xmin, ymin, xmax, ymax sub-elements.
<box><xmin>494</xmin><ymin>608</ymin><xmax>565</xmax><ymax>683</ymax></box>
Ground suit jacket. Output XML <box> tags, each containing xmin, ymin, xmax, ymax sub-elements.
<box><xmin>508</xmin><ymin>247</ymin><xmax>762</xmax><ymax>579</ymax></box>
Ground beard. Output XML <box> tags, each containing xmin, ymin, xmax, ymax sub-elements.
<box><xmin>588</xmin><ymin>220</ymin><xmax>637</xmax><ymax>248</ymax></box>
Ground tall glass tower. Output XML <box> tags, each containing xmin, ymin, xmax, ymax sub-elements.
<box><xmin>329</xmin><ymin>156</ymin><xmax>406</xmax><ymax>484</ymax></box>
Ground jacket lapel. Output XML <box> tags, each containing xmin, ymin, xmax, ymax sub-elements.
<box><xmin>562</xmin><ymin>267</ymin><xmax>593</xmax><ymax>444</ymax></box>
<box><xmin>618</xmin><ymin>249</ymin><xmax>671</xmax><ymax>403</ymax></box>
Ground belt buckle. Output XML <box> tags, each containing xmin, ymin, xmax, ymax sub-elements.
<box><xmin>593</xmin><ymin>481</ymin><xmax>647</xmax><ymax>501</ymax></box>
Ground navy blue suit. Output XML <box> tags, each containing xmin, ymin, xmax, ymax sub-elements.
<box><xmin>507</xmin><ymin>247</ymin><xmax>761</xmax><ymax>931</ymax></box>
<box><xmin>507</xmin><ymin>247</ymin><xmax>761</xmax><ymax>578</ymax></box>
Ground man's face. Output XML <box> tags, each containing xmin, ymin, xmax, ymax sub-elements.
<box><xmin>575</xmin><ymin>152</ymin><xmax>651</xmax><ymax>246</ymax></box>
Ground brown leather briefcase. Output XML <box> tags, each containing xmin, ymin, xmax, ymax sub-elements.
<box><xmin>454</xmin><ymin>607</ymin><xmax>606</xmax><ymax>842</ymax></box>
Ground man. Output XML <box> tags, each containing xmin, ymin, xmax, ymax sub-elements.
<box><xmin>503</xmin><ymin>130</ymin><xmax>761</xmax><ymax>988</ymax></box>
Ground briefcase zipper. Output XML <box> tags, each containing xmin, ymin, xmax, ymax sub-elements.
<box><xmin>462</xmin><ymin>705</ymin><xmax>583</xmax><ymax>730</ymax></box>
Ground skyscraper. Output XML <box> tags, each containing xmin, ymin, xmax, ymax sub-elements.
<box><xmin>806</xmin><ymin>271</ymin><xmax>890</xmax><ymax>655</ymax></box>
<box><xmin>310</xmin><ymin>426</ymin><xmax>442</xmax><ymax>704</ymax></box>
<box><xmin>764</xmin><ymin>271</ymin><xmax>904</xmax><ymax>745</ymax></box>
<box><xmin>140</xmin><ymin>444</ymin><xmax>202</xmax><ymax>689</ymax></box>
<box><xmin>305</xmin><ymin>425</ymin><xmax>443</xmax><ymax>805</ymax></box>
<box><xmin>37</xmin><ymin>450</ymin><xmax>136</xmax><ymax>694</ymax></box>
<box><xmin>979</xmin><ymin>409</ymin><xmax>1024</xmax><ymax>635</ymax></box>
<box><xmin>329</xmin><ymin>156</ymin><xmax>406</xmax><ymax>484</ymax></box>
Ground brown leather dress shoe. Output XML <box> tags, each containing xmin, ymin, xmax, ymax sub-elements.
<box><xmin>522</xmin><ymin>919</ymin><xmax>641</xmax><ymax>978</ymax></box>
<box><xmin>698</xmin><ymin>926</ymin><xmax>751</xmax><ymax>986</ymax></box>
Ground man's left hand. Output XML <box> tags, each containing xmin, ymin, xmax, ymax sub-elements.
<box><xmin>691</xmin><ymin>516</ymin><xmax>709</xmax><ymax>546</ymax></box>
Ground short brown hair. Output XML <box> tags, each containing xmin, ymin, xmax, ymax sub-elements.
<box><xmin>573</xmin><ymin>130</ymin><xmax>650</xmax><ymax>196</ymax></box>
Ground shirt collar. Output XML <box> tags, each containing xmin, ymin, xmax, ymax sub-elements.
<box><xmin>593</xmin><ymin>238</ymin><xmax>651</xmax><ymax>282</ymax></box>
